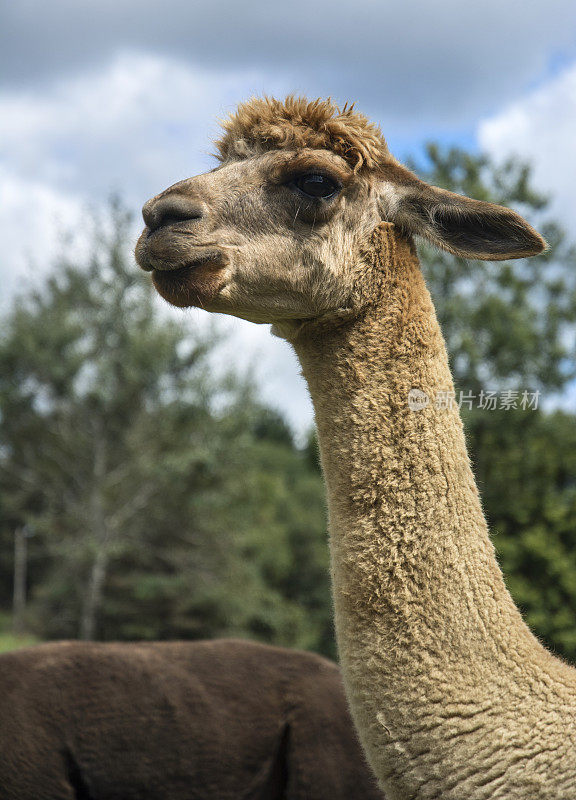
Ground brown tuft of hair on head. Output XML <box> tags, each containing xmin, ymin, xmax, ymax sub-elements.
<box><xmin>215</xmin><ymin>95</ymin><xmax>390</xmax><ymax>172</ymax></box>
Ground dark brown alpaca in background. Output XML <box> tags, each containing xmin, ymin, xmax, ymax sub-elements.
<box><xmin>0</xmin><ymin>638</ymin><xmax>384</xmax><ymax>799</ymax></box>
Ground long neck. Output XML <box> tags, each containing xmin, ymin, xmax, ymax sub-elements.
<box><xmin>292</xmin><ymin>224</ymin><xmax>576</xmax><ymax>800</ymax></box>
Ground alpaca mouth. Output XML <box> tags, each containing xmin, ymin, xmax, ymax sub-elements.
<box><xmin>134</xmin><ymin>226</ymin><xmax>229</xmax><ymax>308</ymax></box>
<box><xmin>155</xmin><ymin>247</ymin><xmax>228</xmax><ymax>273</ymax></box>
<box><xmin>135</xmin><ymin>229</ymin><xmax>227</xmax><ymax>273</ymax></box>
<box><xmin>151</xmin><ymin>258</ymin><xmax>228</xmax><ymax>309</ymax></box>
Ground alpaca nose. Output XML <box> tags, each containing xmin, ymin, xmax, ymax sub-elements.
<box><xmin>142</xmin><ymin>194</ymin><xmax>204</xmax><ymax>233</ymax></box>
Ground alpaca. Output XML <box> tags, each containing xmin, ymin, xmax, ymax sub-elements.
<box><xmin>136</xmin><ymin>96</ymin><xmax>576</xmax><ymax>799</ymax></box>
<box><xmin>0</xmin><ymin>638</ymin><xmax>383</xmax><ymax>799</ymax></box>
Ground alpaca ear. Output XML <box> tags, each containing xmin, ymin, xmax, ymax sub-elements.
<box><xmin>377</xmin><ymin>165</ymin><xmax>547</xmax><ymax>261</ymax></box>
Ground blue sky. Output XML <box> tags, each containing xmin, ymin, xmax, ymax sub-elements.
<box><xmin>1</xmin><ymin>0</ymin><xmax>575</xmax><ymax>432</ymax></box>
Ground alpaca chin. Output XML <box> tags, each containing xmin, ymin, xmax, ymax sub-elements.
<box><xmin>152</xmin><ymin>263</ymin><xmax>227</xmax><ymax>308</ymax></box>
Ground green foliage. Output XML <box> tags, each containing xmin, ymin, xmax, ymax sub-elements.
<box><xmin>99</xmin><ymin>402</ymin><xmax>332</xmax><ymax>654</ymax></box>
<box><xmin>464</xmin><ymin>408</ymin><xmax>576</xmax><ymax>659</ymax></box>
<box><xmin>0</xmin><ymin>612</ymin><xmax>38</xmax><ymax>652</ymax></box>
<box><xmin>412</xmin><ymin>145</ymin><xmax>576</xmax><ymax>393</ymax></box>
<box><xmin>412</xmin><ymin>146</ymin><xmax>576</xmax><ymax>662</ymax></box>
<box><xmin>0</xmin><ymin>633</ymin><xmax>39</xmax><ymax>654</ymax></box>
<box><xmin>0</xmin><ymin>201</ymin><xmax>331</xmax><ymax>652</ymax></box>
<box><xmin>0</xmin><ymin>613</ymin><xmax>38</xmax><ymax>653</ymax></box>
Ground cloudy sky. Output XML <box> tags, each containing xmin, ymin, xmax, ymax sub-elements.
<box><xmin>2</xmin><ymin>0</ymin><xmax>576</xmax><ymax>433</ymax></box>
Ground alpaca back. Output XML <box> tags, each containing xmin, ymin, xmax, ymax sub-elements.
<box><xmin>0</xmin><ymin>639</ymin><xmax>384</xmax><ymax>799</ymax></box>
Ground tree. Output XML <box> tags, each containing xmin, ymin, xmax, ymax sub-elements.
<box><xmin>411</xmin><ymin>147</ymin><xmax>576</xmax><ymax>661</ymax></box>
<box><xmin>0</xmin><ymin>200</ymin><xmax>331</xmax><ymax>651</ymax></box>
<box><xmin>0</xmin><ymin>200</ymin><xmax>219</xmax><ymax>638</ymax></box>
<box><xmin>466</xmin><ymin>408</ymin><xmax>576</xmax><ymax>658</ymax></box>
<box><xmin>411</xmin><ymin>145</ymin><xmax>576</xmax><ymax>393</ymax></box>
<box><xmin>98</xmin><ymin>399</ymin><xmax>331</xmax><ymax>653</ymax></box>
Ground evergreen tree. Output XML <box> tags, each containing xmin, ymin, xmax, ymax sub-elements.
<box><xmin>412</xmin><ymin>146</ymin><xmax>576</xmax><ymax>392</ymax></box>
<box><xmin>0</xmin><ymin>201</ymin><xmax>330</xmax><ymax>649</ymax></box>
<box><xmin>412</xmin><ymin>147</ymin><xmax>576</xmax><ymax>661</ymax></box>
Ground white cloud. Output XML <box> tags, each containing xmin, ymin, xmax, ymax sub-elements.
<box><xmin>155</xmin><ymin>304</ymin><xmax>314</xmax><ymax>437</ymax></box>
<box><xmin>478</xmin><ymin>63</ymin><xmax>576</xmax><ymax>232</ymax></box>
<box><xmin>0</xmin><ymin>52</ymin><xmax>286</xmax><ymax>204</ymax></box>
<box><xmin>478</xmin><ymin>66</ymin><xmax>576</xmax><ymax>412</ymax></box>
<box><xmin>0</xmin><ymin>167</ymin><xmax>83</xmax><ymax>306</ymax></box>
<box><xmin>3</xmin><ymin>0</ymin><xmax>576</xmax><ymax>131</ymax></box>
<box><xmin>0</xmin><ymin>53</ymin><xmax>278</xmax><ymax>300</ymax></box>
<box><xmin>207</xmin><ymin>315</ymin><xmax>314</xmax><ymax>438</ymax></box>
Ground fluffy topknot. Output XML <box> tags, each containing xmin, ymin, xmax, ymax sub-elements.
<box><xmin>215</xmin><ymin>96</ymin><xmax>390</xmax><ymax>172</ymax></box>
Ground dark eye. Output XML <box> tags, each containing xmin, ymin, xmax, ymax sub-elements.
<box><xmin>293</xmin><ymin>173</ymin><xmax>339</xmax><ymax>199</ymax></box>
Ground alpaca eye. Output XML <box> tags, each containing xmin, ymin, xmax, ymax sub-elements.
<box><xmin>293</xmin><ymin>173</ymin><xmax>339</xmax><ymax>199</ymax></box>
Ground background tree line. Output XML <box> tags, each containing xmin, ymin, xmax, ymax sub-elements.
<box><xmin>1</xmin><ymin>150</ymin><xmax>575</xmax><ymax>661</ymax></box>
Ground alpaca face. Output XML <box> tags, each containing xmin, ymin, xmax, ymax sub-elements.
<box><xmin>136</xmin><ymin>97</ymin><xmax>546</xmax><ymax>328</ymax></box>
<box><xmin>135</xmin><ymin>148</ymin><xmax>381</xmax><ymax>325</ymax></box>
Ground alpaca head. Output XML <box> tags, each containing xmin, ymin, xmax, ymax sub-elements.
<box><xmin>136</xmin><ymin>96</ymin><xmax>545</xmax><ymax>328</ymax></box>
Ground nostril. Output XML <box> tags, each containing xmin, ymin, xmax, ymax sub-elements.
<box><xmin>142</xmin><ymin>195</ymin><xmax>204</xmax><ymax>233</ymax></box>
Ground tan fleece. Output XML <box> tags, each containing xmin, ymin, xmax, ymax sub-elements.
<box><xmin>292</xmin><ymin>223</ymin><xmax>576</xmax><ymax>800</ymax></box>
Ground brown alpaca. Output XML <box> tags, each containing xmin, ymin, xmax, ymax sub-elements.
<box><xmin>0</xmin><ymin>638</ymin><xmax>383</xmax><ymax>799</ymax></box>
<box><xmin>136</xmin><ymin>96</ymin><xmax>576</xmax><ymax>799</ymax></box>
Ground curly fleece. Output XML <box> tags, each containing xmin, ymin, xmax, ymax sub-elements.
<box><xmin>293</xmin><ymin>224</ymin><xmax>576</xmax><ymax>799</ymax></box>
<box><xmin>215</xmin><ymin>95</ymin><xmax>390</xmax><ymax>171</ymax></box>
